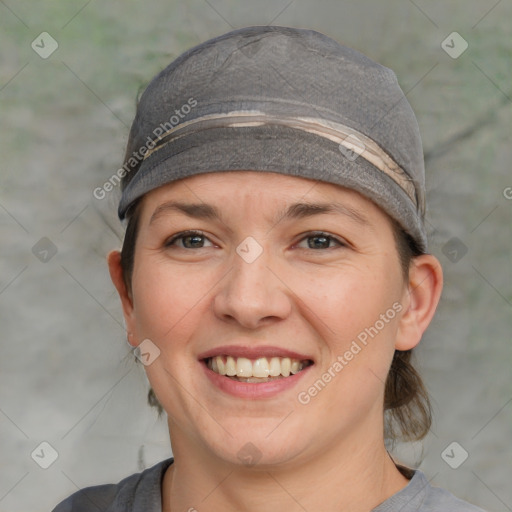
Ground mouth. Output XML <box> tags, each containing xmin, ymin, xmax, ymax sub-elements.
<box><xmin>203</xmin><ymin>356</ymin><xmax>314</xmax><ymax>383</ymax></box>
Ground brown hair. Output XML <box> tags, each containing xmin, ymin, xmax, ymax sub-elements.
<box><xmin>119</xmin><ymin>194</ymin><xmax>432</xmax><ymax>443</ymax></box>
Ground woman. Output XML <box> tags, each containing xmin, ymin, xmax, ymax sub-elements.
<box><xmin>54</xmin><ymin>26</ymin><xmax>486</xmax><ymax>511</ymax></box>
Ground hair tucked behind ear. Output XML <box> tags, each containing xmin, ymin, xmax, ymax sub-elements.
<box><xmin>383</xmin><ymin>224</ymin><xmax>432</xmax><ymax>443</ymax></box>
<box><xmin>384</xmin><ymin>349</ymin><xmax>432</xmax><ymax>442</ymax></box>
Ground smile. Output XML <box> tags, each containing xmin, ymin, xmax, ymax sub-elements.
<box><xmin>205</xmin><ymin>356</ymin><xmax>313</xmax><ymax>383</ymax></box>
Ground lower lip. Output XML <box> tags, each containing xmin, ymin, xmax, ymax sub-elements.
<box><xmin>201</xmin><ymin>361</ymin><xmax>312</xmax><ymax>399</ymax></box>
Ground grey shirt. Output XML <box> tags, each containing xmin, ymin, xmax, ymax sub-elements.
<box><xmin>53</xmin><ymin>458</ymin><xmax>486</xmax><ymax>512</ymax></box>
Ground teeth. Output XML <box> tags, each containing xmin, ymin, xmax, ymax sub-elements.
<box><xmin>225</xmin><ymin>356</ymin><xmax>237</xmax><ymax>376</ymax></box>
<box><xmin>207</xmin><ymin>355</ymin><xmax>309</xmax><ymax>379</ymax></box>
<box><xmin>269</xmin><ymin>357</ymin><xmax>281</xmax><ymax>377</ymax></box>
<box><xmin>216</xmin><ymin>357</ymin><xmax>226</xmax><ymax>375</ymax></box>
<box><xmin>236</xmin><ymin>357</ymin><xmax>252</xmax><ymax>377</ymax></box>
<box><xmin>252</xmin><ymin>358</ymin><xmax>270</xmax><ymax>378</ymax></box>
<box><xmin>281</xmin><ymin>357</ymin><xmax>291</xmax><ymax>377</ymax></box>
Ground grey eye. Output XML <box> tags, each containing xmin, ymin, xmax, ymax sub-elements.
<box><xmin>296</xmin><ymin>233</ymin><xmax>344</xmax><ymax>250</ymax></box>
<box><xmin>165</xmin><ymin>231</ymin><xmax>214</xmax><ymax>249</ymax></box>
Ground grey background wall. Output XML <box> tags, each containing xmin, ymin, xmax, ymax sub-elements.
<box><xmin>0</xmin><ymin>1</ymin><xmax>511</xmax><ymax>511</ymax></box>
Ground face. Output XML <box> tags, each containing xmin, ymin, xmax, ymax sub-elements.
<box><xmin>119</xmin><ymin>171</ymin><xmax>414</xmax><ymax>468</ymax></box>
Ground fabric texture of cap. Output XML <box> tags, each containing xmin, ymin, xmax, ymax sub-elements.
<box><xmin>118</xmin><ymin>25</ymin><xmax>428</xmax><ymax>251</ymax></box>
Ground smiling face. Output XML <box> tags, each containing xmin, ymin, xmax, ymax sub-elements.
<box><xmin>110</xmin><ymin>170</ymin><xmax>430</xmax><ymax>469</ymax></box>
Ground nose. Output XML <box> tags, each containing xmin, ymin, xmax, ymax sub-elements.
<box><xmin>212</xmin><ymin>240</ymin><xmax>292</xmax><ymax>329</ymax></box>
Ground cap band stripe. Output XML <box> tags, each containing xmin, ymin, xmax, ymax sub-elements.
<box><xmin>142</xmin><ymin>111</ymin><xmax>418</xmax><ymax>207</ymax></box>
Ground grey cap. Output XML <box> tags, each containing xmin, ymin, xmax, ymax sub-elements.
<box><xmin>118</xmin><ymin>26</ymin><xmax>427</xmax><ymax>251</ymax></box>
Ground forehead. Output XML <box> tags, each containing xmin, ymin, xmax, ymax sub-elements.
<box><xmin>140</xmin><ymin>170</ymin><xmax>379</xmax><ymax>213</ymax></box>
<box><xmin>135</xmin><ymin>170</ymin><xmax>399</xmax><ymax>239</ymax></box>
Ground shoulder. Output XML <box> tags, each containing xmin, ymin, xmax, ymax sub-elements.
<box><xmin>374</xmin><ymin>469</ymin><xmax>487</xmax><ymax>512</ymax></box>
<box><xmin>52</xmin><ymin>458</ymin><xmax>173</xmax><ymax>512</ymax></box>
<box><xmin>419</xmin><ymin>474</ymin><xmax>487</xmax><ymax>512</ymax></box>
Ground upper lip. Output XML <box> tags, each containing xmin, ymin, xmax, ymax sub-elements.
<box><xmin>197</xmin><ymin>345</ymin><xmax>314</xmax><ymax>362</ymax></box>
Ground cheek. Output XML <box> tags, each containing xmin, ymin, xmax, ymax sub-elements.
<box><xmin>130</xmin><ymin>255</ymin><xmax>210</xmax><ymax>344</ymax></box>
<box><xmin>295</xmin><ymin>264</ymin><xmax>402</xmax><ymax>400</ymax></box>
<box><xmin>130</xmin><ymin>256</ymin><xmax>212</xmax><ymax>419</ymax></box>
<box><xmin>295</xmin><ymin>262</ymin><xmax>402</xmax><ymax>345</ymax></box>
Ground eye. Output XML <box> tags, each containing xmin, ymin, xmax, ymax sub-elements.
<box><xmin>295</xmin><ymin>231</ymin><xmax>346</xmax><ymax>250</ymax></box>
<box><xmin>164</xmin><ymin>230</ymin><xmax>215</xmax><ymax>249</ymax></box>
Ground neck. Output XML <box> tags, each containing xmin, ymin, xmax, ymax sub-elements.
<box><xmin>162</xmin><ymin>421</ymin><xmax>410</xmax><ymax>512</ymax></box>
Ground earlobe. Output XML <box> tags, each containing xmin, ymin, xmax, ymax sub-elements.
<box><xmin>395</xmin><ymin>254</ymin><xmax>443</xmax><ymax>351</ymax></box>
<box><xmin>107</xmin><ymin>249</ymin><xmax>137</xmax><ymax>344</ymax></box>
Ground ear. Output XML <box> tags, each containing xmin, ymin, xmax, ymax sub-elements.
<box><xmin>107</xmin><ymin>249</ymin><xmax>138</xmax><ymax>347</ymax></box>
<box><xmin>395</xmin><ymin>254</ymin><xmax>443</xmax><ymax>351</ymax></box>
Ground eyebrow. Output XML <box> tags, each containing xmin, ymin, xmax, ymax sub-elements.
<box><xmin>276</xmin><ymin>201</ymin><xmax>370</xmax><ymax>226</ymax></box>
<box><xmin>149</xmin><ymin>200</ymin><xmax>370</xmax><ymax>227</ymax></box>
<box><xmin>149</xmin><ymin>201</ymin><xmax>223</xmax><ymax>225</ymax></box>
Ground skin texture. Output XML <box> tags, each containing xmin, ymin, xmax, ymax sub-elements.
<box><xmin>108</xmin><ymin>171</ymin><xmax>443</xmax><ymax>512</ymax></box>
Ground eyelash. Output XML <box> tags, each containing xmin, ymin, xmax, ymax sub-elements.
<box><xmin>164</xmin><ymin>230</ymin><xmax>346</xmax><ymax>250</ymax></box>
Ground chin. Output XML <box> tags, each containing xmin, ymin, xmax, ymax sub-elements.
<box><xmin>197</xmin><ymin>420</ymin><xmax>311</xmax><ymax>470</ymax></box>
<box><xmin>217</xmin><ymin>444</ymin><xmax>302</xmax><ymax>470</ymax></box>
